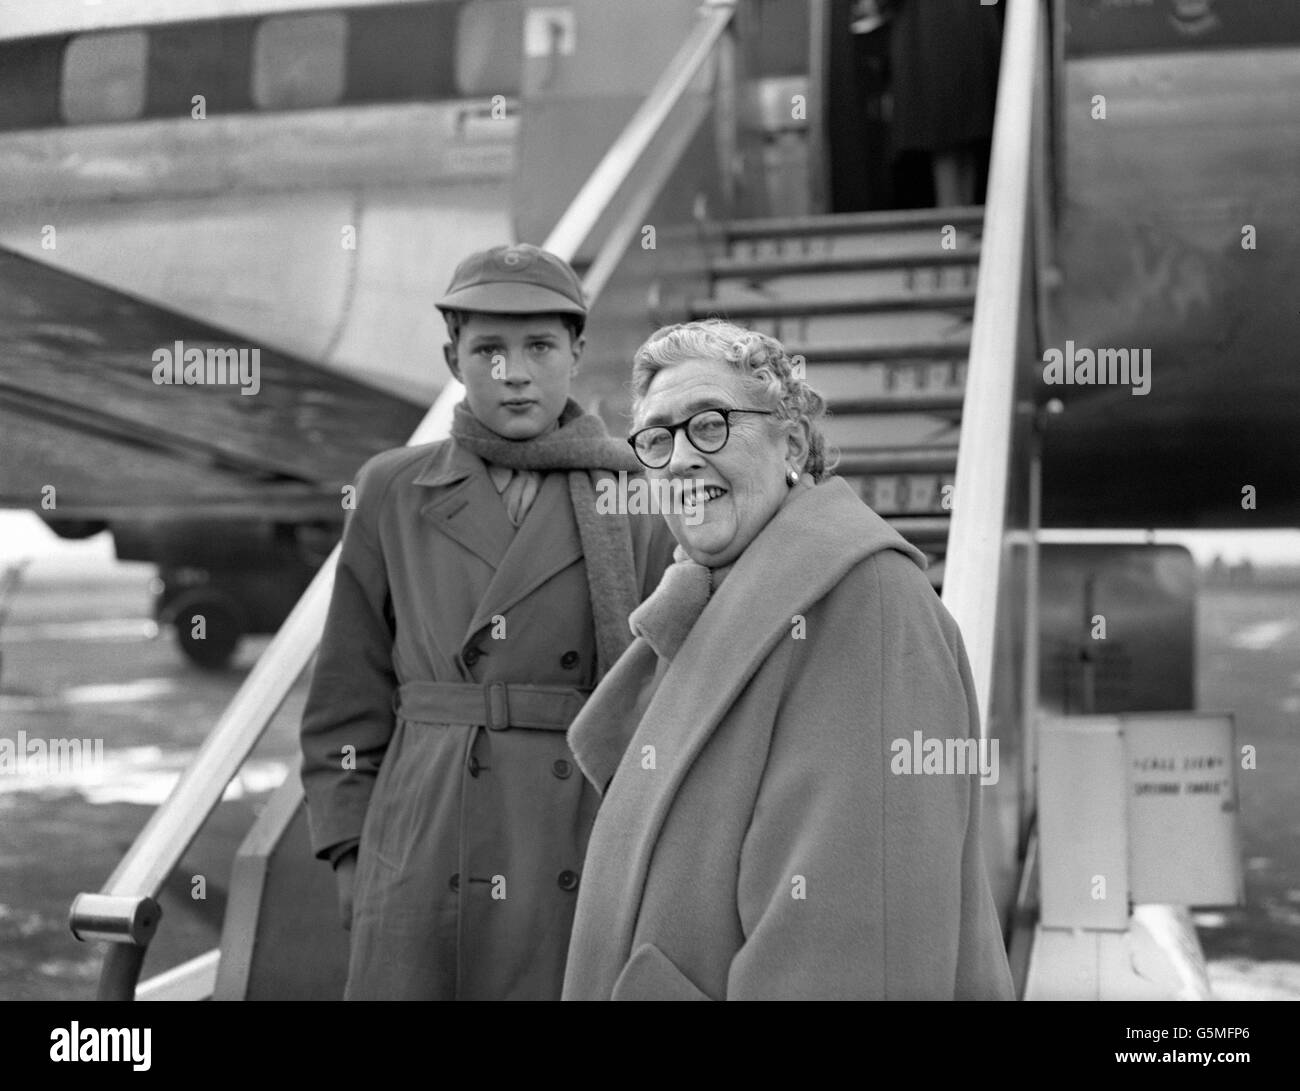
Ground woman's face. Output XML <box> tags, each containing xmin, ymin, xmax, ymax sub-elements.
<box><xmin>635</xmin><ymin>357</ymin><xmax>796</xmax><ymax>568</ymax></box>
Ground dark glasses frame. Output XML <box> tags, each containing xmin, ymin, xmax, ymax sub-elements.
<box><xmin>627</xmin><ymin>407</ymin><xmax>775</xmax><ymax>469</ymax></box>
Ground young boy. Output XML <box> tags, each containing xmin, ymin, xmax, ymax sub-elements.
<box><xmin>300</xmin><ymin>244</ymin><xmax>675</xmax><ymax>1000</ymax></box>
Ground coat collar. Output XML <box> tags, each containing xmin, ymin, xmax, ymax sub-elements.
<box><xmin>566</xmin><ymin>478</ymin><xmax>926</xmax><ymax>989</ymax></box>
<box><xmin>571</xmin><ymin>476</ymin><xmax>925</xmax><ymax>790</ymax></box>
<box><xmin>415</xmin><ymin>441</ymin><xmax>515</xmax><ymax>570</ymax></box>
<box><xmin>412</xmin><ymin>438</ymin><xmax>479</xmax><ymax>489</ymax></box>
<box><xmin>413</xmin><ymin>440</ymin><xmax>587</xmax><ymax>639</ymax></box>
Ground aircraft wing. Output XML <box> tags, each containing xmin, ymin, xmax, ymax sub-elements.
<box><xmin>0</xmin><ymin>245</ymin><xmax>428</xmax><ymax>522</ymax></box>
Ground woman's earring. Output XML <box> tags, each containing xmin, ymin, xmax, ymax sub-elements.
<box><xmin>786</xmin><ymin>467</ymin><xmax>801</xmax><ymax>487</ymax></box>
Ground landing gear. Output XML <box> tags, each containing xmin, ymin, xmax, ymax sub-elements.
<box><xmin>153</xmin><ymin>558</ymin><xmax>318</xmax><ymax>670</ymax></box>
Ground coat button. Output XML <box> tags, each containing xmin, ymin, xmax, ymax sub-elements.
<box><xmin>557</xmin><ymin>869</ymin><xmax>579</xmax><ymax>892</ymax></box>
<box><xmin>560</xmin><ymin>650</ymin><xmax>579</xmax><ymax>669</ymax></box>
<box><xmin>449</xmin><ymin>873</ymin><xmax>460</xmax><ymax>892</ymax></box>
<box><xmin>463</xmin><ymin>646</ymin><xmax>482</xmax><ymax>667</ymax></box>
<box><xmin>552</xmin><ymin>758</ymin><xmax>572</xmax><ymax>779</ymax></box>
<box><xmin>468</xmin><ymin>755</ymin><xmax>481</xmax><ymax>777</ymax></box>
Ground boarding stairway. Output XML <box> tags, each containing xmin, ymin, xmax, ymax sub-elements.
<box><xmin>692</xmin><ymin>206</ymin><xmax>983</xmax><ymax>574</ymax></box>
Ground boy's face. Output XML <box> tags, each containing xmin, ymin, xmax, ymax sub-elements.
<box><xmin>444</xmin><ymin>313</ymin><xmax>582</xmax><ymax>440</ymax></box>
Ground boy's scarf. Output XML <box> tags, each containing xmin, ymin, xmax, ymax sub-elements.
<box><xmin>450</xmin><ymin>398</ymin><xmax>643</xmax><ymax>677</ymax></box>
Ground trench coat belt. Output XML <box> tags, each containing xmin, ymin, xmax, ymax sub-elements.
<box><xmin>394</xmin><ymin>680</ymin><xmax>591</xmax><ymax>732</ymax></box>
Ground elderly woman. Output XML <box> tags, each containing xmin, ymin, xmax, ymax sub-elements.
<box><xmin>561</xmin><ymin>318</ymin><xmax>1014</xmax><ymax>1000</ymax></box>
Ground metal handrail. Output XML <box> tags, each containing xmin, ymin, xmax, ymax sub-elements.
<box><xmin>72</xmin><ymin>0</ymin><xmax>738</xmax><ymax>1001</ymax></box>
<box><xmin>940</xmin><ymin>0</ymin><xmax>1043</xmax><ymax>734</ymax></box>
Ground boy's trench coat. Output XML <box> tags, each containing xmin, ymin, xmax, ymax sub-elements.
<box><xmin>300</xmin><ymin>437</ymin><xmax>675</xmax><ymax>1000</ymax></box>
<box><xmin>563</xmin><ymin>477</ymin><xmax>1016</xmax><ymax>1000</ymax></box>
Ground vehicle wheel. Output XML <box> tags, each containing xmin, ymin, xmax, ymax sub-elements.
<box><xmin>171</xmin><ymin>591</ymin><xmax>244</xmax><ymax>669</ymax></box>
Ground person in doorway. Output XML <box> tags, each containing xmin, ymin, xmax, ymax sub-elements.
<box><xmin>889</xmin><ymin>0</ymin><xmax>1003</xmax><ymax>207</ymax></box>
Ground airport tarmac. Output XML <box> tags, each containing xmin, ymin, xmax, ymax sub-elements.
<box><xmin>1</xmin><ymin>562</ymin><xmax>1298</xmax><ymax>1000</ymax></box>
<box><xmin>0</xmin><ymin>565</ymin><xmax>301</xmax><ymax>1000</ymax></box>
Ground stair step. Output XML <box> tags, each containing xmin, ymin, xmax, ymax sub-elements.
<box><xmin>711</xmin><ymin>247</ymin><xmax>980</xmax><ymax>280</ymax></box>
<box><xmin>691</xmin><ymin>289</ymin><xmax>975</xmax><ymax>320</ymax></box>
<box><xmin>721</xmin><ymin>206</ymin><xmax>984</xmax><ymax>241</ymax></box>
<box><xmin>786</xmin><ymin>340</ymin><xmax>970</xmax><ymax>363</ymax></box>
<box><xmin>834</xmin><ymin>448</ymin><xmax>958</xmax><ymax>475</ymax></box>
<box><xmin>840</xmin><ymin>470</ymin><xmax>954</xmax><ymax>514</ymax></box>
<box><xmin>831</xmin><ymin>391</ymin><xmax>964</xmax><ymax>415</ymax></box>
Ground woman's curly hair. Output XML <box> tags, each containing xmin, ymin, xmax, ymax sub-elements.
<box><xmin>630</xmin><ymin>318</ymin><xmax>836</xmax><ymax>481</ymax></box>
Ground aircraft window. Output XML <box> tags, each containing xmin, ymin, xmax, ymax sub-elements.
<box><xmin>252</xmin><ymin>13</ymin><xmax>348</xmax><ymax>110</ymax></box>
<box><xmin>456</xmin><ymin>0</ymin><xmax>523</xmax><ymax>97</ymax></box>
<box><xmin>61</xmin><ymin>31</ymin><xmax>148</xmax><ymax>124</ymax></box>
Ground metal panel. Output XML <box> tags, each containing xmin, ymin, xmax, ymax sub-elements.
<box><xmin>1038</xmin><ymin>715</ymin><xmax>1130</xmax><ymax>930</ymax></box>
<box><xmin>1038</xmin><ymin>543</ymin><xmax>1196</xmax><ymax>715</ymax></box>
<box><xmin>1042</xmin><ymin>46</ymin><xmax>1300</xmax><ymax>527</ymax></box>
<box><xmin>213</xmin><ymin>773</ymin><xmax>348</xmax><ymax>1000</ymax></box>
<box><xmin>513</xmin><ymin>0</ymin><xmax>703</xmax><ymax>248</ymax></box>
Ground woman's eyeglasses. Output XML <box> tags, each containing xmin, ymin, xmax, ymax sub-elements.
<box><xmin>627</xmin><ymin>408</ymin><xmax>775</xmax><ymax>469</ymax></box>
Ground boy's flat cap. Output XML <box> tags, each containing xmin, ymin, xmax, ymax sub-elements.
<box><xmin>435</xmin><ymin>243</ymin><xmax>587</xmax><ymax>317</ymax></box>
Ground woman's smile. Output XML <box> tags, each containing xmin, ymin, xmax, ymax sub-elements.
<box><xmin>682</xmin><ymin>483</ymin><xmax>730</xmax><ymax>515</ymax></box>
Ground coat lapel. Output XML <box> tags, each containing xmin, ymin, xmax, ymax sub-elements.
<box><xmin>464</xmin><ymin>470</ymin><xmax>584</xmax><ymax>643</ymax></box>
<box><xmin>415</xmin><ymin>441</ymin><xmax>515</xmax><ymax>571</ymax></box>
<box><xmin>570</xmin><ymin>478</ymin><xmax>927</xmax><ymax>992</ymax></box>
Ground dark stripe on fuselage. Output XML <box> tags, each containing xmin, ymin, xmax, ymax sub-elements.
<box><xmin>0</xmin><ymin>1</ymin><xmax>481</xmax><ymax>133</ymax></box>
<box><xmin>1065</xmin><ymin>0</ymin><xmax>1300</xmax><ymax>59</ymax></box>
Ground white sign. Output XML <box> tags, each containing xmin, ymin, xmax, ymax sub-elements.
<box><xmin>1126</xmin><ymin>713</ymin><xmax>1243</xmax><ymax>907</ymax></box>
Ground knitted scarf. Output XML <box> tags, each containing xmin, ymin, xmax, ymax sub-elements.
<box><xmin>450</xmin><ymin>398</ymin><xmax>643</xmax><ymax>677</ymax></box>
<box><xmin>627</xmin><ymin>545</ymin><xmax>712</xmax><ymax>663</ymax></box>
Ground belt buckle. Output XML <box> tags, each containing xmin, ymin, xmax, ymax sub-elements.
<box><xmin>484</xmin><ymin>682</ymin><xmax>509</xmax><ymax>731</ymax></box>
